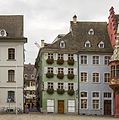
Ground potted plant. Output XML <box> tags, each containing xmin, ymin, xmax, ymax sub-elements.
<box><xmin>47</xmin><ymin>88</ymin><xmax>54</xmax><ymax>95</ymax></box>
<box><xmin>57</xmin><ymin>73</ymin><xmax>64</xmax><ymax>79</ymax></box>
<box><xmin>67</xmin><ymin>59</ymin><xmax>74</xmax><ymax>65</ymax></box>
<box><xmin>67</xmin><ymin>89</ymin><xmax>74</xmax><ymax>96</ymax></box>
<box><xmin>46</xmin><ymin>58</ymin><xmax>54</xmax><ymax>64</ymax></box>
<box><xmin>57</xmin><ymin>88</ymin><xmax>65</xmax><ymax>95</ymax></box>
<box><xmin>67</xmin><ymin>73</ymin><xmax>74</xmax><ymax>79</ymax></box>
<box><xmin>46</xmin><ymin>72</ymin><xmax>54</xmax><ymax>78</ymax></box>
<box><xmin>57</xmin><ymin>58</ymin><xmax>64</xmax><ymax>65</ymax></box>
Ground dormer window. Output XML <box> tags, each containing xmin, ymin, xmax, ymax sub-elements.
<box><xmin>60</xmin><ymin>41</ymin><xmax>65</xmax><ymax>48</ymax></box>
<box><xmin>88</xmin><ymin>28</ymin><xmax>94</xmax><ymax>35</ymax></box>
<box><xmin>85</xmin><ymin>40</ymin><xmax>91</xmax><ymax>47</ymax></box>
<box><xmin>98</xmin><ymin>41</ymin><xmax>104</xmax><ymax>48</ymax></box>
<box><xmin>0</xmin><ymin>29</ymin><xmax>7</xmax><ymax>37</ymax></box>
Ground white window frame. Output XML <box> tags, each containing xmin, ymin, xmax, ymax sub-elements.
<box><xmin>88</xmin><ymin>28</ymin><xmax>94</xmax><ymax>35</ymax></box>
<box><xmin>104</xmin><ymin>56</ymin><xmax>110</xmax><ymax>65</ymax></box>
<box><xmin>104</xmin><ymin>92</ymin><xmax>112</xmax><ymax>99</ymax></box>
<box><xmin>58</xmin><ymin>83</ymin><xmax>64</xmax><ymax>89</ymax></box>
<box><xmin>47</xmin><ymin>67</ymin><xmax>53</xmax><ymax>73</ymax></box>
<box><xmin>68</xmin><ymin>54</ymin><xmax>74</xmax><ymax>59</ymax></box>
<box><xmin>80</xmin><ymin>72</ymin><xmax>88</xmax><ymax>82</ymax></box>
<box><xmin>58</xmin><ymin>68</ymin><xmax>63</xmax><ymax>74</ymax></box>
<box><xmin>48</xmin><ymin>53</ymin><xmax>53</xmax><ymax>59</ymax></box>
<box><xmin>80</xmin><ymin>91</ymin><xmax>88</xmax><ymax>109</ymax></box>
<box><xmin>58</xmin><ymin>54</ymin><xmax>63</xmax><ymax>59</ymax></box>
<box><xmin>81</xmin><ymin>56</ymin><xmax>87</xmax><ymax>64</ymax></box>
<box><xmin>85</xmin><ymin>41</ymin><xmax>91</xmax><ymax>47</ymax></box>
<box><xmin>47</xmin><ymin>82</ymin><xmax>53</xmax><ymax>89</ymax></box>
<box><xmin>68</xmin><ymin>68</ymin><xmax>74</xmax><ymax>74</ymax></box>
<box><xmin>47</xmin><ymin>99</ymin><xmax>54</xmax><ymax>112</ymax></box>
<box><xmin>92</xmin><ymin>72</ymin><xmax>100</xmax><ymax>83</ymax></box>
<box><xmin>104</xmin><ymin>73</ymin><xmax>110</xmax><ymax>83</ymax></box>
<box><xmin>98</xmin><ymin>41</ymin><xmax>104</xmax><ymax>48</ymax></box>
<box><xmin>92</xmin><ymin>56</ymin><xmax>99</xmax><ymax>64</ymax></box>
<box><xmin>67</xmin><ymin>100</ymin><xmax>75</xmax><ymax>112</ymax></box>
<box><xmin>68</xmin><ymin>83</ymin><xmax>74</xmax><ymax>90</ymax></box>
<box><xmin>60</xmin><ymin>41</ymin><xmax>65</xmax><ymax>48</ymax></box>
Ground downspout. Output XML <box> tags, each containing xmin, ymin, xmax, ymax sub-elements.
<box><xmin>77</xmin><ymin>53</ymin><xmax>80</xmax><ymax>115</ymax></box>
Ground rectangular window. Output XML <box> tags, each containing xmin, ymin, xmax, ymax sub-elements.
<box><xmin>47</xmin><ymin>100</ymin><xmax>54</xmax><ymax>112</ymax></box>
<box><xmin>81</xmin><ymin>56</ymin><xmax>87</xmax><ymax>64</ymax></box>
<box><xmin>81</xmin><ymin>92</ymin><xmax>87</xmax><ymax>97</ymax></box>
<box><xmin>81</xmin><ymin>99</ymin><xmax>87</xmax><ymax>109</ymax></box>
<box><xmin>92</xmin><ymin>56</ymin><xmax>99</xmax><ymax>64</ymax></box>
<box><xmin>58</xmin><ymin>83</ymin><xmax>64</xmax><ymax>89</ymax></box>
<box><xmin>68</xmin><ymin>54</ymin><xmax>74</xmax><ymax>59</ymax></box>
<box><xmin>58</xmin><ymin>54</ymin><xmax>63</xmax><ymax>59</ymax></box>
<box><xmin>68</xmin><ymin>68</ymin><xmax>73</xmax><ymax>74</ymax></box>
<box><xmin>58</xmin><ymin>68</ymin><xmax>63</xmax><ymax>73</ymax></box>
<box><xmin>47</xmin><ymin>67</ymin><xmax>53</xmax><ymax>73</ymax></box>
<box><xmin>92</xmin><ymin>92</ymin><xmax>99</xmax><ymax>98</ymax></box>
<box><xmin>104</xmin><ymin>92</ymin><xmax>111</xmax><ymax>98</ymax></box>
<box><xmin>104</xmin><ymin>56</ymin><xmax>110</xmax><ymax>65</ymax></box>
<box><xmin>81</xmin><ymin>72</ymin><xmax>87</xmax><ymax>82</ymax></box>
<box><xmin>8</xmin><ymin>48</ymin><xmax>15</xmax><ymax>60</ymax></box>
<box><xmin>104</xmin><ymin>73</ymin><xmax>110</xmax><ymax>83</ymax></box>
<box><xmin>48</xmin><ymin>53</ymin><xmax>53</xmax><ymax>59</ymax></box>
<box><xmin>93</xmin><ymin>73</ymin><xmax>99</xmax><ymax>83</ymax></box>
<box><xmin>8</xmin><ymin>70</ymin><xmax>15</xmax><ymax>82</ymax></box>
<box><xmin>7</xmin><ymin>91</ymin><xmax>15</xmax><ymax>102</ymax></box>
<box><xmin>68</xmin><ymin>83</ymin><xmax>74</xmax><ymax>90</ymax></box>
<box><xmin>48</xmin><ymin>82</ymin><xmax>53</xmax><ymax>89</ymax></box>
<box><xmin>92</xmin><ymin>100</ymin><xmax>99</xmax><ymax>109</ymax></box>
<box><xmin>68</xmin><ymin>100</ymin><xmax>75</xmax><ymax>112</ymax></box>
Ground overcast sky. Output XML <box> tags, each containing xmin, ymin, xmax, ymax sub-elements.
<box><xmin>0</xmin><ymin>0</ymin><xmax>119</xmax><ymax>64</ymax></box>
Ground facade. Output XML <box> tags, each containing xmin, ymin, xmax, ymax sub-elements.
<box><xmin>35</xmin><ymin>15</ymin><xmax>114</xmax><ymax>115</ymax></box>
<box><xmin>109</xmin><ymin>23</ymin><xmax>119</xmax><ymax>117</ymax></box>
<box><xmin>24</xmin><ymin>64</ymin><xmax>37</xmax><ymax>112</ymax></box>
<box><xmin>0</xmin><ymin>16</ymin><xmax>27</xmax><ymax>112</ymax></box>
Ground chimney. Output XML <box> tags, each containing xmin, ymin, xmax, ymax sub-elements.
<box><xmin>41</xmin><ymin>40</ymin><xmax>44</xmax><ymax>48</ymax></box>
<box><xmin>73</xmin><ymin>15</ymin><xmax>77</xmax><ymax>23</ymax></box>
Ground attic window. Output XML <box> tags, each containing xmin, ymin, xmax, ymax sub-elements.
<box><xmin>98</xmin><ymin>41</ymin><xmax>104</xmax><ymax>48</ymax></box>
<box><xmin>60</xmin><ymin>41</ymin><xmax>65</xmax><ymax>48</ymax></box>
<box><xmin>0</xmin><ymin>29</ymin><xmax>7</xmax><ymax>37</ymax></box>
<box><xmin>88</xmin><ymin>28</ymin><xmax>94</xmax><ymax>35</ymax></box>
<box><xmin>85</xmin><ymin>40</ymin><xmax>91</xmax><ymax>47</ymax></box>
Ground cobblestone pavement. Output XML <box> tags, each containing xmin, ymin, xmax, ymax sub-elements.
<box><xmin>0</xmin><ymin>113</ymin><xmax>118</xmax><ymax>120</ymax></box>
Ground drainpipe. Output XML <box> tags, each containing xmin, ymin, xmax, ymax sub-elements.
<box><xmin>77</xmin><ymin>53</ymin><xmax>80</xmax><ymax>115</ymax></box>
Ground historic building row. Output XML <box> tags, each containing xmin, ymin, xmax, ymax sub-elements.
<box><xmin>35</xmin><ymin>7</ymin><xmax>119</xmax><ymax>117</ymax></box>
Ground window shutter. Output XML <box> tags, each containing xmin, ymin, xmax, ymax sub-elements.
<box><xmin>44</xmin><ymin>82</ymin><xmax>47</xmax><ymax>90</ymax></box>
<box><xmin>44</xmin><ymin>67</ymin><xmax>47</xmax><ymax>74</ymax></box>
<box><xmin>65</xmin><ymin>83</ymin><xmax>68</xmax><ymax>90</ymax></box>
<box><xmin>74</xmin><ymin>54</ymin><xmax>77</xmax><ymax>61</ymax></box>
<box><xmin>64</xmin><ymin>54</ymin><xmax>68</xmax><ymax>61</ymax></box>
<box><xmin>54</xmin><ymin>82</ymin><xmax>57</xmax><ymax>90</ymax></box>
<box><xmin>44</xmin><ymin>53</ymin><xmax>48</xmax><ymax>60</ymax></box>
<box><xmin>64</xmin><ymin>68</ymin><xmax>68</xmax><ymax>75</ymax></box>
<box><xmin>74</xmin><ymin>68</ymin><xmax>77</xmax><ymax>75</ymax></box>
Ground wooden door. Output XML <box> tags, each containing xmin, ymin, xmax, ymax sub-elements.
<box><xmin>58</xmin><ymin>100</ymin><xmax>64</xmax><ymax>113</ymax></box>
<box><xmin>104</xmin><ymin>100</ymin><xmax>111</xmax><ymax>115</ymax></box>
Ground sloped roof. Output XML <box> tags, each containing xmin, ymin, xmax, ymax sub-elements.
<box><xmin>41</xmin><ymin>21</ymin><xmax>113</xmax><ymax>54</ymax></box>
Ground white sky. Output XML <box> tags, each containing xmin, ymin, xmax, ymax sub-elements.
<box><xmin>0</xmin><ymin>0</ymin><xmax>119</xmax><ymax>64</ymax></box>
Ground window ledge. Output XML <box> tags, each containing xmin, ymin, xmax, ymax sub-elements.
<box><xmin>7</xmin><ymin>59</ymin><xmax>16</xmax><ymax>61</ymax></box>
<box><xmin>7</xmin><ymin>81</ymin><xmax>16</xmax><ymax>83</ymax></box>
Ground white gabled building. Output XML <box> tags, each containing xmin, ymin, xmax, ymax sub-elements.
<box><xmin>0</xmin><ymin>16</ymin><xmax>27</xmax><ymax>112</ymax></box>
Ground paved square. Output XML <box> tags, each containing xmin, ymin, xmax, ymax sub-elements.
<box><xmin>0</xmin><ymin>113</ymin><xmax>118</xmax><ymax>120</ymax></box>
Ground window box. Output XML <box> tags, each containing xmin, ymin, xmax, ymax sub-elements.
<box><xmin>67</xmin><ymin>89</ymin><xmax>74</xmax><ymax>96</ymax></box>
<box><xmin>67</xmin><ymin>59</ymin><xmax>74</xmax><ymax>65</ymax></box>
<box><xmin>67</xmin><ymin>73</ymin><xmax>74</xmax><ymax>79</ymax></box>
<box><xmin>57</xmin><ymin>58</ymin><xmax>64</xmax><ymax>65</ymax></box>
<box><xmin>57</xmin><ymin>73</ymin><xmax>64</xmax><ymax>79</ymax></box>
<box><xmin>46</xmin><ymin>58</ymin><xmax>54</xmax><ymax>64</ymax></box>
<box><xmin>47</xmin><ymin>88</ymin><xmax>54</xmax><ymax>95</ymax></box>
<box><xmin>57</xmin><ymin>88</ymin><xmax>65</xmax><ymax>95</ymax></box>
<box><xmin>46</xmin><ymin>72</ymin><xmax>54</xmax><ymax>78</ymax></box>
